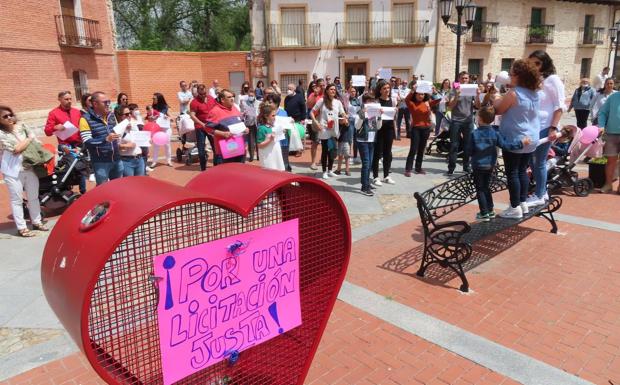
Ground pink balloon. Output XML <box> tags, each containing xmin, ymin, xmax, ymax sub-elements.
<box><xmin>580</xmin><ymin>125</ymin><xmax>599</xmax><ymax>145</ymax></box>
<box><xmin>152</xmin><ymin>131</ymin><xmax>169</xmax><ymax>146</ymax></box>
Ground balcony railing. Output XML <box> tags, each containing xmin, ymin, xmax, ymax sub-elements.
<box><xmin>55</xmin><ymin>15</ymin><xmax>102</xmax><ymax>49</ymax></box>
<box><xmin>466</xmin><ymin>21</ymin><xmax>499</xmax><ymax>43</ymax></box>
<box><xmin>579</xmin><ymin>27</ymin><xmax>605</xmax><ymax>45</ymax></box>
<box><xmin>336</xmin><ymin>20</ymin><xmax>429</xmax><ymax>47</ymax></box>
<box><xmin>267</xmin><ymin>24</ymin><xmax>321</xmax><ymax>48</ymax></box>
<box><xmin>526</xmin><ymin>24</ymin><xmax>554</xmax><ymax>44</ymax></box>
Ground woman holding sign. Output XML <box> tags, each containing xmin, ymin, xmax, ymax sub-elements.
<box><xmin>310</xmin><ymin>83</ymin><xmax>346</xmax><ymax>179</ymax></box>
<box><xmin>115</xmin><ymin>106</ymin><xmax>145</xmax><ymax>177</ymax></box>
<box><xmin>404</xmin><ymin>89</ymin><xmax>440</xmax><ymax>176</ymax></box>
<box><xmin>371</xmin><ymin>80</ymin><xmax>397</xmax><ymax>186</ymax></box>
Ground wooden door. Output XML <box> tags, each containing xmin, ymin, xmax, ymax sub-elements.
<box><xmin>345</xmin><ymin>62</ymin><xmax>367</xmax><ymax>91</ymax></box>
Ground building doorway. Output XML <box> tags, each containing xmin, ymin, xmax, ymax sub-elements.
<box><xmin>344</xmin><ymin>61</ymin><xmax>367</xmax><ymax>92</ymax></box>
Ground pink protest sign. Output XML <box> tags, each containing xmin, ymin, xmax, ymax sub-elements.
<box><xmin>153</xmin><ymin>219</ymin><xmax>301</xmax><ymax>385</ymax></box>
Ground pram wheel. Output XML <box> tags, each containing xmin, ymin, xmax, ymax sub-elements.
<box><xmin>176</xmin><ymin>148</ymin><xmax>183</xmax><ymax>163</ymax></box>
<box><xmin>574</xmin><ymin>178</ymin><xmax>593</xmax><ymax>197</ymax></box>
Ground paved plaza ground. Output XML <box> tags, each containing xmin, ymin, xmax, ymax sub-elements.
<box><xmin>1</xmin><ymin>113</ymin><xmax>620</xmax><ymax>385</ymax></box>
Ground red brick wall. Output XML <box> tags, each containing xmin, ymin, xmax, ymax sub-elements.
<box><xmin>0</xmin><ymin>0</ymin><xmax>117</xmax><ymax>112</ymax></box>
<box><xmin>116</xmin><ymin>50</ymin><xmax>252</xmax><ymax>115</ymax></box>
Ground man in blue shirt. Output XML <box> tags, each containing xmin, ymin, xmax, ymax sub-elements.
<box><xmin>597</xmin><ymin>91</ymin><xmax>620</xmax><ymax>193</ymax></box>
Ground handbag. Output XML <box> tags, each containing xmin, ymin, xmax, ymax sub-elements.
<box><xmin>218</xmin><ymin>136</ymin><xmax>246</xmax><ymax>159</ymax></box>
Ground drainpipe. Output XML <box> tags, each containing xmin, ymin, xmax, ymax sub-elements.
<box><xmin>432</xmin><ymin>3</ymin><xmax>439</xmax><ymax>82</ymax></box>
<box><xmin>263</xmin><ymin>0</ymin><xmax>270</xmax><ymax>81</ymax></box>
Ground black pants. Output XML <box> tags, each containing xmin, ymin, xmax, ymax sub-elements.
<box><xmin>503</xmin><ymin>151</ymin><xmax>532</xmax><ymax>208</ymax></box>
<box><xmin>372</xmin><ymin>127</ymin><xmax>394</xmax><ymax>179</ymax></box>
<box><xmin>320</xmin><ymin>139</ymin><xmax>334</xmax><ymax>172</ymax></box>
<box><xmin>448</xmin><ymin>119</ymin><xmax>472</xmax><ymax>172</ymax></box>
<box><xmin>281</xmin><ymin>143</ymin><xmax>291</xmax><ymax>171</ymax></box>
<box><xmin>396</xmin><ymin>107</ymin><xmax>411</xmax><ymax>139</ymax></box>
<box><xmin>473</xmin><ymin>169</ymin><xmax>493</xmax><ymax>214</ymax></box>
<box><xmin>405</xmin><ymin>127</ymin><xmax>431</xmax><ymax>172</ymax></box>
<box><xmin>247</xmin><ymin>125</ymin><xmax>259</xmax><ymax>161</ymax></box>
<box><xmin>575</xmin><ymin>109</ymin><xmax>590</xmax><ymax>129</ymax></box>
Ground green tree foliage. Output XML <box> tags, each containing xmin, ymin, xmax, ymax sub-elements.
<box><xmin>113</xmin><ymin>0</ymin><xmax>251</xmax><ymax>51</ymax></box>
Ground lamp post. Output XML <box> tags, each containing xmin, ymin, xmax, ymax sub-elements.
<box><xmin>610</xmin><ymin>22</ymin><xmax>620</xmax><ymax>79</ymax></box>
<box><xmin>439</xmin><ymin>0</ymin><xmax>477</xmax><ymax>82</ymax></box>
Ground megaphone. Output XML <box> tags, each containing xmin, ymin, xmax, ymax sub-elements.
<box><xmin>495</xmin><ymin>71</ymin><xmax>510</xmax><ymax>86</ymax></box>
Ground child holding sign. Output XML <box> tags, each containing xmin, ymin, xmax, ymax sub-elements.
<box><xmin>256</xmin><ymin>103</ymin><xmax>285</xmax><ymax>171</ymax></box>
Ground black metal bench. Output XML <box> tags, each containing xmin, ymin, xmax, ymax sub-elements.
<box><xmin>413</xmin><ymin>165</ymin><xmax>562</xmax><ymax>292</ymax></box>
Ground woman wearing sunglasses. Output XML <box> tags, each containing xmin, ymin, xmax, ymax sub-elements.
<box><xmin>0</xmin><ymin>106</ymin><xmax>49</xmax><ymax>237</ymax></box>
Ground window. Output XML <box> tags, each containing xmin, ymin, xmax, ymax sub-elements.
<box><xmin>531</xmin><ymin>8</ymin><xmax>545</xmax><ymax>25</ymax></box>
<box><xmin>393</xmin><ymin>2</ymin><xmax>415</xmax><ymax>43</ymax></box>
<box><xmin>281</xmin><ymin>7</ymin><xmax>305</xmax><ymax>46</ymax></box>
<box><xmin>72</xmin><ymin>70</ymin><xmax>88</xmax><ymax>101</ymax></box>
<box><xmin>580</xmin><ymin>58</ymin><xmax>592</xmax><ymax>79</ymax></box>
<box><xmin>471</xmin><ymin>7</ymin><xmax>486</xmax><ymax>41</ymax></box>
<box><xmin>392</xmin><ymin>68</ymin><xmax>411</xmax><ymax>82</ymax></box>
<box><xmin>345</xmin><ymin>4</ymin><xmax>369</xmax><ymax>44</ymax></box>
<box><xmin>501</xmin><ymin>58</ymin><xmax>514</xmax><ymax>72</ymax></box>
<box><xmin>280</xmin><ymin>73</ymin><xmax>307</xmax><ymax>91</ymax></box>
<box><xmin>468</xmin><ymin>59</ymin><xmax>483</xmax><ymax>79</ymax></box>
<box><xmin>583</xmin><ymin>15</ymin><xmax>595</xmax><ymax>44</ymax></box>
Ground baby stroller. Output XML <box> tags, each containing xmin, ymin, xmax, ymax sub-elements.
<box><xmin>425</xmin><ymin>113</ymin><xmax>463</xmax><ymax>157</ymax></box>
<box><xmin>543</xmin><ymin>125</ymin><xmax>598</xmax><ymax>197</ymax></box>
<box><xmin>175</xmin><ymin>114</ymin><xmax>201</xmax><ymax>165</ymax></box>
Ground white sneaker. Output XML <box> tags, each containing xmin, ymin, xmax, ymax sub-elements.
<box><xmin>543</xmin><ymin>192</ymin><xmax>549</xmax><ymax>201</ymax></box>
<box><xmin>525</xmin><ymin>195</ymin><xmax>545</xmax><ymax>208</ymax></box>
<box><xmin>520</xmin><ymin>202</ymin><xmax>529</xmax><ymax>214</ymax></box>
<box><xmin>322</xmin><ymin>172</ymin><xmax>329</xmax><ymax>180</ymax></box>
<box><xmin>499</xmin><ymin>205</ymin><xmax>523</xmax><ymax>219</ymax></box>
<box><xmin>149</xmin><ymin>162</ymin><xmax>157</xmax><ymax>168</ymax></box>
<box><xmin>145</xmin><ymin>166</ymin><xmax>154</xmax><ymax>172</ymax></box>
<box><xmin>88</xmin><ymin>173</ymin><xmax>95</xmax><ymax>182</ymax></box>
<box><xmin>328</xmin><ymin>170</ymin><xmax>337</xmax><ymax>177</ymax></box>
<box><xmin>372</xmin><ymin>177</ymin><xmax>383</xmax><ymax>186</ymax></box>
<box><xmin>382</xmin><ymin>176</ymin><xmax>396</xmax><ymax>185</ymax></box>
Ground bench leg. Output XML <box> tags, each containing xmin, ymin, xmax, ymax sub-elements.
<box><xmin>416</xmin><ymin>247</ymin><xmax>429</xmax><ymax>277</ymax></box>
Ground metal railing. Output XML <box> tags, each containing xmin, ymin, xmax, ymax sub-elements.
<box><xmin>579</xmin><ymin>27</ymin><xmax>605</xmax><ymax>45</ymax></box>
<box><xmin>267</xmin><ymin>23</ymin><xmax>321</xmax><ymax>48</ymax></box>
<box><xmin>336</xmin><ymin>20</ymin><xmax>429</xmax><ymax>47</ymax></box>
<box><xmin>525</xmin><ymin>24</ymin><xmax>554</xmax><ymax>44</ymax></box>
<box><xmin>55</xmin><ymin>15</ymin><xmax>102</xmax><ymax>49</ymax></box>
<box><xmin>466</xmin><ymin>21</ymin><xmax>499</xmax><ymax>43</ymax></box>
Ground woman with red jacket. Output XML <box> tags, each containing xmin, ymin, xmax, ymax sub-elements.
<box><xmin>404</xmin><ymin>89</ymin><xmax>440</xmax><ymax>176</ymax></box>
<box><xmin>205</xmin><ymin>89</ymin><xmax>248</xmax><ymax>165</ymax></box>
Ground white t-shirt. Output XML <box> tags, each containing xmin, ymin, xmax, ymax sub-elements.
<box><xmin>177</xmin><ymin>90</ymin><xmax>193</xmax><ymax>114</ymax></box>
<box><xmin>592</xmin><ymin>73</ymin><xmax>608</xmax><ymax>90</ymax></box>
<box><xmin>209</xmin><ymin>87</ymin><xmax>217</xmax><ymax>98</ymax></box>
<box><xmin>312</xmin><ymin>98</ymin><xmax>345</xmax><ymax>140</ymax></box>
<box><xmin>537</xmin><ymin>74</ymin><xmax>566</xmax><ymax>130</ymax></box>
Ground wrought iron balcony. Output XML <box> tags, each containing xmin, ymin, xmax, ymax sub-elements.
<box><xmin>336</xmin><ymin>20</ymin><xmax>429</xmax><ymax>47</ymax></box>
<box><xmin>466</xmin><ymin>21</ymin><xmax>499</xmax><ymax>43</ymax></box>
<box><xmin>267</xmin><ymin>23</ymin><xmax>321</xmax><ymax>48</ymax></box>
<box><xmin>55</xmin><ymin>15</ymin><xmax>102</xmax><ymax>49</ymax></box>
<box><xmin>579</xmin><ymin>27</ymin><xmax>605</xmax><ymax>45</ymax></box>
<box><xmin>526</xmin><ymin>24</ymin><xmax>554</xmax><ymax>44</ymax></box>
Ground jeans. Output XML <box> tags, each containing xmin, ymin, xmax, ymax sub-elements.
<box><xmin>405</xmin><ymin>127</ymin><xmax>431</xmax><ymax>172</ymax></box>
<box><xmin>448</xmin><ymin>119</ymin><xmax>473</xmax><ymax>172</ymax></box>
<box><xmin>92</xmin><ymin>160</ymin><xmax>123</xmax><ymax>186</ymax></box>
<box><xmin>396</xmin><ymin>107</ymin><xmax>410</xmax><ymax>139</ymax></box>
<box><xmin>357</xmin><ymin>141</ymin><xmax>374</xmax><ymax>190</ymax></box>
<box><xmin>214</xmin><ymin>154</ymin><xmax>245</xmax><ymax>164</ymax></box>
<box><xmin>435</xmin><ymin>111</ymin><xmax>445</xmax><ymax>135</ymax></box>
<box><xmin>122</xmin><ymin>157</ymin><xmax>145</xmax><ymax>176</ymax></box>
<box><xmin>575</xmin><ymin>109</ymin><xmax>590</xmax><ymax>129</ymax></box>
<box><xmin>372</xmin><ymin>127</ymin><xmax>394</xmax><ymax>179</ymax></box>
<box><xmin>473</xmin><ymin>169</ymin><xmax>493</xmax><ymax>214</ymax></box>
<box><xmin>320</xmin><ymin>139</ymin><xmax>335</xmax><ymax>172</ymax></box>
<box><xmin>531</xmin><ymin>127</ymin><xmax>551</xmax><ymax>198</ymax></box>
<box><xmin>503</xmin><ymin>151</ymin><xmax>533</xmax><ymax>208</ymax></box>
<box><xmin>4</xmin><ymin>169</ymin><xmax>42</xmax><ymax>230</ymax></box>
<box><xmin>195</xmin><ymin>129</ymin><xmax>209</xmax><ymax>170</ymax></box>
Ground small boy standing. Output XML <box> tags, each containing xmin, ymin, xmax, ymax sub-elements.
<box><xmin>468</xmin><ymin>106</ymin><xmax>531</xmax><ymax>221</ymax></box>
<box><xmin>334</xmin><ymin>113</ymin><xmax>352</xmax><ymax>176</ymax></box>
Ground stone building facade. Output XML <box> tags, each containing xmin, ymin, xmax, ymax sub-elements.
<box><xmin>435</xmin><ymin>0</ymin><xmax>619</xmax><ymax>94</ymax></box>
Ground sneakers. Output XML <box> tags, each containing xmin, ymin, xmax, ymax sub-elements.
<box><xmin>446</xmin><ymin>170</ymin><xmax>454</xmax><ymax>176</ymax></box>
<box><xmin>487</xmin><ymin>211</ymin><xmax>496</xmax><ymax>219</ymax></box>
<box><xmin>476</xmin><ymin>212</ymin><xmax>490</xmax><ymax>222</ymax></box>
<box><xmin>382</xmin><ymin>176</ymin><xmax>396</xmax><ymax>185</ymax></box>
<box><xmin>145</xmin><ymin>166</ymin><xmax>154</xmax><ymax>172</ymax></box>
<box><xmin>361</xmin><ymin>188</ymin><xmax>374</xmax><ymax>196</ymax></box>
<box><xmin>149</xmin><ymin>162</ymin><xmax>157</xmax><ymax>168</ymax></box>
<box><xmin>328</xmin><ymin>170</ymin><xmax>337</xmax><ymax>177</ymax></box>
<box><xmin>322</xmin><ymin>172</ymin><xmax>329</xmax><ymax>180</ymax></box>
<box><xmin>166</xmin><ymin>161</ymin><xmax>173</xmax><ymax>167</ymax></box>
<box><xmin>601</xmin><ymin>184</ymin><xmax>613</xmax><ymax>193</ymax></box>
<box><xmin>543</xmin><ymin>192</ymin><xmax>549</xmax><ymax>201</ymax></box>
<box><xmin>309</xmin><ymin>164</ymin><xmax>318</xmax><ymax>170</ymax></box>
<box><xmin>334</xmin><ymin>170</ymin><xmax>342</xmax><ymax>175</ymax></box>
<box><xmin>499</xmin><ymin>205</ymin><xmax>523</xmax><ymax>219</ymax></box>
<box><xmin>520</xmin><ymin>202</ymin><xmax>529</xmax><ymax>215</ymax></box>
<box><xmin>526</xmin><ymin>195</ymin><xmax>545</xmax><ymax>208</ymax></box>
<box><xmin>372</xmin><ymin>177</ymin><xmax>383</xmax><ymax>186</ymax></box>
<box><xmin>415</xmin><ymin>169</ymin><xmax>426</xmax><ymax>175</ymax></box>
<box><xmin>404</xmin><ymin>171</ymin><xmax>412</xmax><ymax>177</ymax></box>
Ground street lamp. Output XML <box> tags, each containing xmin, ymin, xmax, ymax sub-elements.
<box><xmin>439</xmin><ymin>0</ymin><xmax>477</xmax><ymax>81</ymax></box>
<box><xmin>610</xmin><ymin>22</ymin><xmax>620</xmax><ymax>79</ymax></box>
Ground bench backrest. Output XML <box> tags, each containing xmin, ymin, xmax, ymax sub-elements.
<box><xmin>414</xmin><ymin>166</ymin><xmax>508</xmax><ymax>226</ymax></box>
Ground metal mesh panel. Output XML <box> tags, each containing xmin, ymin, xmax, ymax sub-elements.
<box><xmin>88</xmin><ymin>182</ymin><xmax>347</xmax><ymax>384</ymax></box>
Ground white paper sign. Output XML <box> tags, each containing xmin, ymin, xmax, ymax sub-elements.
<box><xmin>56</xmin><ymin>121</ymin><xmax>78</xmax><ymax>141</ymax></box>
<box><xmin>275</xmin><ymin>116</ymin><xmax>294</xmax><ymax>131</ymax></box>
<box><xmin>415</xmin><ymin>81</ymin><xmax>433</xmax><ymax>94</ymax></box>
<box><xmin>351</xmin><ymin>75</ymin><xmax>366</xmax><ymax>87</ymax></box>
<box><xmin>112</xmin><ymin>119</ymin><xmax>130</xmax><ymax>135</ymax></box>
<box><xmin>127</xmin><ymin>131</ymin><xmax>152</xmax><ymax>147</ymax></box>
<box><xmin>272</xmin><ymin>124</ymin><xmax>286</xmax><ymax>141</ymax></box>
<box><xmin>459</xmin><ymin>84</ymin><xmax>478</xmax><ymax>97</ymax></box>
<box><xmin>228</xmin><ymin>122</ymin><xmax>247</xmax><ymax>136</ymax></box>
<box><xmin>1</xmin><ymin>150</ymin><xmax>23</xmax><ymax>178</ymax></box>
<box><xmin>378</xmin><ymin>68</ymin><xmax>392</xmax><ymax>80</ymax></box>
<box><xmin>364</xmin><ymin>103</ymin><xmax>381</xmax><ymax>119</ymax></box>
<box><xmin>156</xmin><ymin>116</ymin><xmax>171</xmax><ymax>130</ymax></box>
<box><xmin>380</xmin><ymin>107</ymin><xmax>396</xmax><ymax>121</ymax></box>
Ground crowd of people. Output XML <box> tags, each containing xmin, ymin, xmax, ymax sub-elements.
<box><xmin>1</xmin><ymin>52</ymin><xmax>619</xmax><ymax>235</ymax></box>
